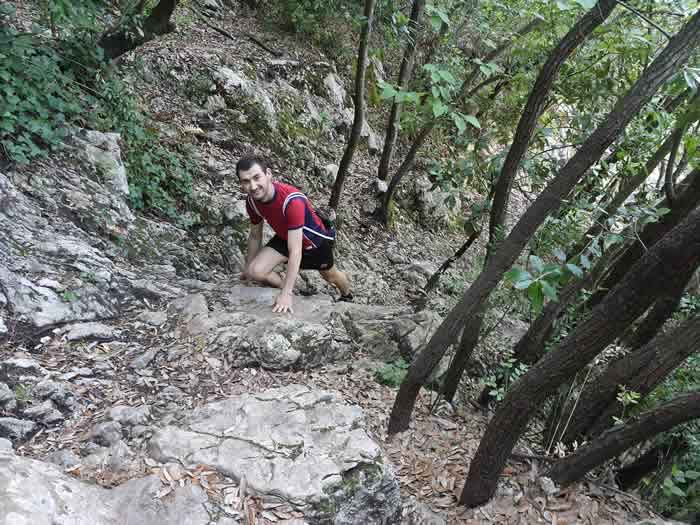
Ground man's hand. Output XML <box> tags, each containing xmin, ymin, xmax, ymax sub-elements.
<box><xmin>273</xmin><ymin>291</ymin><xmax>294</xmax><ymax>313</ymax></box>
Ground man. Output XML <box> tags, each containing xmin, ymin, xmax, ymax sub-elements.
<box><xmin>237</xmin><ymin>155</ymin><xmax>353</xmax><ymax>313</ymax></box>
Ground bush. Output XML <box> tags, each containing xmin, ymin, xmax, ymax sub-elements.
<box><xmin>0</xmin><ymin>3</ymin><xmax>197</xmax><ymax>224</ymax></box>
<box><xmin>375</xmin><ymin>358</ymin><xmax>410</xmax><ymax>387</ymax></box>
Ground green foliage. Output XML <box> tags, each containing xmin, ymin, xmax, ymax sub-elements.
<box><xmin>611</xmin><ymin>385</ymin><xmax>641</xmax><ymax>425</ymax></box>
<box><xmin>374</xmin><ymin>358</ymin><xmax>410</xmax><ymax>387</ymax></box>
<box><xmin>0</xmin><ymin>6</ymin><xmax>89</xmax><ymax>164</ymax></box>
<box><xmin>484</xmin><ymin>352</ymin><xmax>528</xmax><ymax>401</ymax></box>
<box><xmin>505</xmin><ymin>252</ymin><xmax>583</xmax><ymax>314</ymax></box>
<box><xmin>1</xmin><ymin>3</ymin><xmax>197</xmax><ymax>223</ymax></box>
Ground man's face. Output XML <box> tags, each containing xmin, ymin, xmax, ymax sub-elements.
<box><xmin>238</xmin><ymin>163</ymin><xmax>273</xmax><ymax>201</ymax></box>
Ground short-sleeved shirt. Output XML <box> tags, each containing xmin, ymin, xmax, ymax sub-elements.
<box><xmin>245</xmin><ymin>181</ymin><xmax>334</xmax><ymax>250</ymax></box>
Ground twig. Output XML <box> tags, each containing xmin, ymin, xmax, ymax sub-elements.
<box><xmin>188</xmin><ymin>3</ymin><xmax>282</xmax><ymax>57</ymax></box>
<box><xmin>615</xmin><ymin>1</ymin><xmax>672</xmax><ymax>40</ymax></box>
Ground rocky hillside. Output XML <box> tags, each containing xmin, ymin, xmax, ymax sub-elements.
<box><xmin>0</xmin><ymin>1</ymin><xmax>681</xmax><ymax>523</ymax></box>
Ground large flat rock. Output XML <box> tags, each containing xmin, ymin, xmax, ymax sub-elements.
<box><xmin>149</xmin><ymin>384</ymin><xmax>402</xmax><ymax>524</ymax></box>
<box><xmin>0</xmin><ymin>445</ymin><xmax>211</xmax><ymax>525</ymax></box>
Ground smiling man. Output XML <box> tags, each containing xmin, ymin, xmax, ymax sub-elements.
<box><xmin>236</xmin><ymin>154</ymin><xmax>353</xmax><ymax>313</ymax></box>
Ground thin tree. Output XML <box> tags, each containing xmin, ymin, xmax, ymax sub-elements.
<box><xmin>547</xmin><ymin>391</ymin><xmax>700</xmax><ymax>487</ymax></box>
<box><xmin>436</xmin><ymin>0</ymin><xmax>617</xmax><ymax>400</ymax></box>
<box><xmin>377</xmin><ymin>0</ymin><xmax>426</xmax><ymax>181</ymax></box>
<box><xmin>378</xmin><ymin>17</ymin><xmax>543</xmax><ymax>224</ymax></box>
<box><xmin>461</xmin><ymin>200</ymin><xmax>700</xmax><ymax>507</ymax></box>
<box><xmin>328</xmin><ymin>0</ymin><xmax>377</xmax><ymax>211</ymax></box>
<box><xmin>388</xmin><ymin>10</ymin><xmax>700</xmax><ymax>438</ymax></box>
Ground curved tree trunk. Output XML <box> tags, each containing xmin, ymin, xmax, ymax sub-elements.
<box><xmin>547</xmin><ymin>392</ymin><xmax>700</xmax><ymax>487</ymax></box>
<box><xmin>616</xmin><ymin>437</ymin><xmax>687</xmax><ymax>491</ymax></box>
<box><xmin>461</xmin><ymin>200</ymin><xmax>700</xmax><ymax>508</ymax></box>
<box><xmin>440</xmin><ymin>309</ymin><xmax>485</xmax><ymax>402</ymax></box>
<box><xmin>435</xmin><ymin>6</ymin><xmax>613</xmax><ymax>396</ymax></box>
<box><xmin>589</xmin><ymin>167</ymin><xmax>700</xmax><ymax>307</ymax></box>
<box><xmin>99</xmin><ymin>0</ymin><xmax>178</xmax><ymax>60</ymax></box>
<box><xmin>377</xmin><ymin>0</ymin><xmax>425</xmax><ymax>181</ymax></box>
<box><xmin>388</xmin><ymin>10</ymin><xmax>700</xmax><ymax>439</ymax></box>
<box><xmin>559</xmin><ymin>313</ymin><xmax>700</xmax><ymax>444</ymax></box>
<box><xmin>328</xmin><ymin>0</ymin><xmax>377</xmax><ymax>211</ymax></box>
<box><xmin>622</xmin><ymin>275</ymin><xmax>688</xmax><ymax>350</ymax></box>
<box><xmin>488</xmin><ymin>0</ymin><xmax>617</xmax><ymax>248</ymax></box>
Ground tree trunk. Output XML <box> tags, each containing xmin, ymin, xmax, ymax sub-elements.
<box><xmin>622</xmin><ymin>273</ymin><xmax>689</xmax><ymax>349</ymax></box>
<box><xmin>547</xmin><ymin>392</ymin><xmax>700</xmax><ymax>487</ymax></box>
<box><xmin>328</xmin><ymin>0</ymin><xmax>377</xmax><ymax>211</ymax></box>
<box><xmin>589</xmin><ymin>168</ymin><xmax>700</xmax><ymax>307</ymax></box>
<box><xmin>99</xmin><ymin>0</ymin><xmax>178</xmax><ymax>60</ymax></box>
<box><xmin>461</xmin><ymin>201</ymin><xmax>700</xmax><ymax>507</ymax></box>
<box><xmin>440</xmin><ymin>309</ymin><xmax>485</xmax><ymax>402</ymax></box>
<box><xmin>559</xmin><ymin>314</ymin><xmax>700</xmax><ymax>444</ymax></box>
<box><xmin>379</xmin><ymin>19</ymin><xmax>541</xmax><ymax>224</ymax></box>
<box><xmin>377</xmin><ymin>0</ymin><xmax>425</xmax><ymax>181</ymax></box>
<box><xmin>488</xmin><ymin>0</ymin><xmax>617</xmax><ymax>248</ymax></box>
<box><xmin>616</xmin><ymin>437</ymin><xmax>687</xmax><ymax>490</ymax></box>
<box><xmin>388</xmin><ymin>10</ymin><xmax>700</xmax><ymax>438</ymax></box>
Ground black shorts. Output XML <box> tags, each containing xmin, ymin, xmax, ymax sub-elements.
<box><xmin>267</xmin><ymin>235</ymin><xmax>335</xmax><ymax>270</ymax></box>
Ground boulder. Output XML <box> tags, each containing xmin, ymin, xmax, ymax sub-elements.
<box><xmin>0</xmin><ymin>357</ymin><xmax>46</xmax><ymax>386</ymax></box>
<box><xmin>59</xmin><ymin>322</ymin><xmax>118</xmax><ymax>342</ymax></box>
<box><xmin>0</xmin><ymin>417</ymin><xmax>36</xmax><ymax>441</ymax></box>
<box><xmin>149</xmin><ymin>384</ymin><xmax>402</xmax><ymax>523</ymax></box>
<box><xmin>90</xmin><ymin>421</ymin><xmax>123</xmax><ymax>447</ymax></box>
<box><xmin>214</xmin><ymin>67</ymin><xmax>277</xmax><ymax>131</ymax></box>
<box><xmin>22</xmin><ymin>400</ymin><xmax>64</xmax><ymax>425</ymax></box>
<box><xmin>70</xmin><ymin>129</ymin><xmax>129</xmax><ymax>197</ymax></box>
<box><xmin>0</xmin><ymin>383</ymin><xmax>16</xmax><ymax>412</ymax></box>
<box><xmin>0</xmin><ymin>445</ymin><xmax>212</xmax><ymax>524</ymax></box>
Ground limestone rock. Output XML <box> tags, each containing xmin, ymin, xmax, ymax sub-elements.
<box><xmin>0</xmin><ymin>383</ymin><xmax>17</xmax><ymax>411</ymax></box>
<box><xmin>0</xmin><ymin>267</ymin><xmax>116</xmax><ymax>329</ymax></box>
<box><xmin>0</xmin><ymin>448</ymin><xmax>211</xmax><ymax>524</ymax></box>
<box><xmin>22</xmin><ymin>400</ymin><xmax>64</xmax><ymax>425</ymax></box>
<box><xmin>60</xmin><ymin>321</ymin><xmax>118</xmax><ymax>342</ymax></box>
<box><xmin>0</xmin><ymin>417</ymin><xmax>36</xmax><ymax>441</ymax></box>
<box><xmin>323</xmin><ymin>73</ymin><xmax>348</xmax><ymax>108</ymax></box>
<box><xmin>130</xmin><ymin>348</ymin><xmax>159</xmax><ymax>370</ymax></box>
<box><xmin>32</xmin><ymin>380</ymin><xmax>78</xmax><ymax>411</ymax></box>
<box><xmin>109</xmin><ymin>405</ymin><xmax>151</xmax><ymax>427</ymax></box>
<box><xmin>138</xmin><ymin>310</ymin><xmax>168</xmax><ymax>327</ymax></box>
<box><xmin>70</xmin><ymin>129</ymin><xmax>129</xmax><ymax>196</ymax></box>
<box><xmin>214</xmin><ymin>67</ymin><xmax>277</xmax><ymax>130</ymax></box>
<box><xmin>149</xmin><ymin>384</ymin><xmax>401</xmax><ymax>523</ymax></box>
<box><xmin>0</xmin><ymin>357</ymin><xmax>46</xmax><ymax>386</ymax></box>
<box><xmin>47</xmin><ymin>448</ymin><xmax>81</xmax><ymax>469</ymax></box>
<box><xmin>90</xmin><ymin>421</ymin><xmax>123</xmax><ymax>446</ymax></box>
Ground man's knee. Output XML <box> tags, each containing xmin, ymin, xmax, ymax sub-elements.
<box><xmin>246</xmin><ymin>260</ymin><xmax>269</xmax><ymax>282</ymax></box>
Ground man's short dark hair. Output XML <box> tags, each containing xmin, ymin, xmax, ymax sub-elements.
<box><xmin>236</xmin><ymin>154</ymin><xmax>268</xmax><ymax>176</ymax></box>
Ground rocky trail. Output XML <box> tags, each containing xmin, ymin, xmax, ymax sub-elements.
<box><xmin>0</xmin><ymin>1</ymin><xmax>679</xmax><ymax>523</ymax></box>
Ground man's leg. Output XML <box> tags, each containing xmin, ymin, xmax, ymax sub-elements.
<box><xmin>319</xmin><ymin>266</ymin><xmax>352</xmax><ymax>297</ymax></box>
<box><xmin>247</xmin><ymin>247</ymin><xmax>287</xmax><ymax>288</ymax></box>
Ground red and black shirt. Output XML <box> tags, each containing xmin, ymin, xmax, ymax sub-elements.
<box><xmin>245</xmin><ymin>182</ymin><xmax>334</xmax><ymax>250</ymax></box>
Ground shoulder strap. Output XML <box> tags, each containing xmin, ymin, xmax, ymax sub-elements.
<box><xmin>282</xmin><ymin>192</ymin><xmax>307</xmax><ymax>216</ymax></box>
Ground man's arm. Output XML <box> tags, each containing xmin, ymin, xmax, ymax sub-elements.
<box><xmin>273</xmin><ymin>228</ymin><xmax>302</xmax><ymax>313</ymax></box>
<box><xmin>243</xmin><ymin>222</ymin><xmax>263</xmax><ymax>277</ymax></box>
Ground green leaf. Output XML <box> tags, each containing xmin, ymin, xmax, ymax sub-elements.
<box><xmin>553</xmin><ymin>248</ymin><xmax>567</xmax><ymax>262</ymax></box>
<box><xmin>603</xmin><ymin>233</ymin><xmax>624</xmax><ymax>251</ymax></box>
<box><xmin>580</xmin><ymin>254</ymin><xmax>592</xmax><ymax>270</ymax></box>
<box><xmin>566</xmin><ymin>263</ymin><xmax>584</xmax><ymax>278</ymax></box>
<box><xmin>452</xmin><ymin>114</ymin><xmax>466</xmax><ymax>134</ymax></box>
<box><xmin>432</xmin><ymin>102</ymin><xmax>448</xmax><ymax>118</ymax></box>
<box><xmin>670</xmin><ymin>485</ymin><xmax>686</xmax><ymax>498</ymax></box>
<box><xmin>506</xmin><ymin>267</ymin><xmax>532</xmax><ymax>283</ymax></box>
<box><xmin>575</xmin><ymin>0</ymin><xmax>596</xmax><ymax>8</ymax></box>
<box><xmin>685</xmin><ymin>470</ymin><xmax>700</xmax><ymax>480</ymax></box>
<box><xmin>541</xmin><ymin>280</ymin><xmax>558</xmax><ymax>300</ymax></box>
<box><xmin>514</xmin><ymin>279</ymin><xmax>534</xmax><ymax>290</ymax></box>
<box><xmin>464</xmin><ymin>115</ymin><xmax>481</xmax><ymax>129</ymax></box>
<box><xmin>529</xmin><ymin>255</ymin><xmax>544</xmax><ymax>273</ymax></box>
